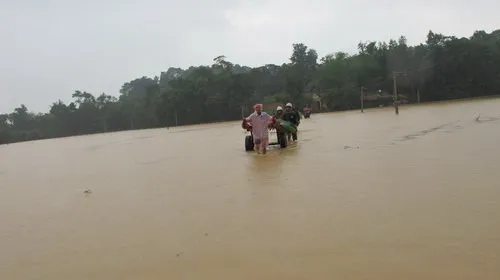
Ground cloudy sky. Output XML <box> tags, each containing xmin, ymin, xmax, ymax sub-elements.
<box><xmin>0</xmin><ymin>0</ymin><xmax>497</xmax><ymax>113</ymax></box>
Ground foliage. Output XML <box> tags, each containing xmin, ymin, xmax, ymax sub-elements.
<box><xmin>1</xmin><ymin>29</ymin><xmax>500</xmax><ymax>144</ymax></box>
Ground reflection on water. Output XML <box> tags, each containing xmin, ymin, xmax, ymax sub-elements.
<box><xmin>247</xmin><ymin>143</ymin><xmax>300</xmax><ymax>186</ymax></box>
<box><xmin>1</xmin><ymin>98</ymin><xmax>500</xmax><ymax>280</ymax></box>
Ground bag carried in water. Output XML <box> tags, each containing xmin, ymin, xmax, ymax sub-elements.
<box><xmin>277</xmin><ymin>120</ymin><xmax>297</xmax><ymax>133</ymax></box>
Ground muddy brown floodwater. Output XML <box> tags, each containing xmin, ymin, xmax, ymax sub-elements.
<box><xmin>1</xmin><ymin>98</ymin><xmax>500</xmax><ymax>280</ymax></box>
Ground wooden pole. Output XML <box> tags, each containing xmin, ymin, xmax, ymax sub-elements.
<box><xmin>417</xmin><ymin>89</ymin><xmax>420</xmax><ymax>104</ymax></box>
<box><xmin>393</xmin><ymin>71</ymin><xmax>399</xmax><ymax>115</ymax></box>
<box><xmin>174</xmin><ymin>110</ymin><xmax>178</xmax><ymax>126</ymax></box>
<box><xmin>360</xmin><ymin>87</ymin><xmax>364</xmax><ymax>112</ymax></box>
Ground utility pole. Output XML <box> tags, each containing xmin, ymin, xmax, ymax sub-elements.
<box><xmin>417</xmin><ymin>89</ymin><xmax>420</xmax><ymax>104</ymax></box>
<box><xmin>393</xmin><ymin>71</ymin><xmax>399</xmax><ymax>115</ymax></box>
<box><xmin>392</xmin><ymin>71</ymin><xmax>407</xmax><ymax>115</ymax></box>
<box><xmin>360</xmin><ymin>87</ymin><xmax>364</xmax><ymax>113</ymax></box>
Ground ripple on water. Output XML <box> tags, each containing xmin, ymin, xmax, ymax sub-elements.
<box><xmin>2</xmin><ymin>98</ymin><xmax>500</xmax><ymax>280</ymax></box>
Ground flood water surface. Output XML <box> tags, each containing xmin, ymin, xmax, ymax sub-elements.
<box><xmin>1</xmin><ymin>98</ymin><xmax>500</xmax><ymax>279</ymax></box>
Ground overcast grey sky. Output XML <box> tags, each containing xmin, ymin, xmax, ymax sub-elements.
<box><xmin>0</xmin><ymin>0</ymin><xmax>497</xmax><ymax>113</ymax></box>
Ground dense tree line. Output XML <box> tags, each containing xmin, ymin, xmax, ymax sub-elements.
<box><xmin>1</xmin><ymin>29</ymin><xmax>499</xmax><ymax>144</ymax></box>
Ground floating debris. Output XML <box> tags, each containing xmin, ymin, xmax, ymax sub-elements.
<box><xmin>344</xmin><ymin>145</ymin><xmax>360</xmax><ymax>150</ymax></box>
<box><xmin>474</xmin><ymin>112</ymin><xmax>481</xmax><ymax>121</ymax></box>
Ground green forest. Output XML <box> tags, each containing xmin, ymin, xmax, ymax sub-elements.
<box><xmin>1</xmin><ymin>29</ymin><xmax>500</xmax><ymax>144</ymax></box>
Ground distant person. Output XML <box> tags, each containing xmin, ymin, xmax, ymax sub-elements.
<box><xmin>302</xmin><ymin>107</ymin><xmax>312</xmax><ymax>118</ymax></box>
<box><xmin>244</xmin><ymin>104</ymin><xmax>272</xmax><ymax>154</ymax></box>
<box><xmin>283</xmin><ymin>102</ymin><xmax>300</xmax><ymax>141</ymax></box>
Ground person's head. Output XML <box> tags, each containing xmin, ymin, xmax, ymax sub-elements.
<box><xmin>285</xmin><ymin>102</ymin><xmax>293</xmax><ymax>112</ymax></box>
<box><xmin>254</xmin><ymin>104</ymin><xmax>263</xmax><ymax>114</ymax></box>
<box><xmin>276</xmin><ymin>106</ymin><xmax>283</xmax><ymax>115</ymax></box>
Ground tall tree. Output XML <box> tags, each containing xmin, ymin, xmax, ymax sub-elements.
<box><xmin>2</xmin><ymin>29</ymin><xmax>500</xmax><ymax>144</ymax></box>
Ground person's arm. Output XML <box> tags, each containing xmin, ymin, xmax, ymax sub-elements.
<box><xmin>267</xmin><ymin>114</ymin><xmax>276</xmax><ymax>128</ymax></box>
<box><xmin>242</xmin><ymin>113</ymin><xmax>254</xmax><ymax>129</ymax></box>
<box><xmin>244</xmin><ymin>112</ymin><xmax>255</xmax><ymax>123</ymax></box>
<box><xmin>295</xmin><ymin>111</ymin><xmax>301</xmax><ymax>124</ymax></box>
